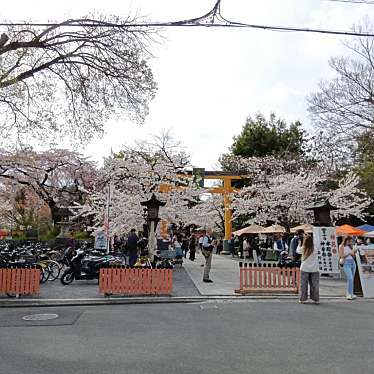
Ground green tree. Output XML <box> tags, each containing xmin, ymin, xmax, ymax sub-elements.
<box><xmin>229</xmin><ymin>113</ymin><xmax>306</xmax><ymax>158</ymax></box>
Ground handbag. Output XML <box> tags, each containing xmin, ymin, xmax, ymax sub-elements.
<box><xmin>339</xmin><ymin>257</ymin><xmax>345</xmax><ymax>267</ymax></box>
<box><xmin>201</xmin><ymin>247</ymin><xmax>213</xmax><ymax>258</ymax></box>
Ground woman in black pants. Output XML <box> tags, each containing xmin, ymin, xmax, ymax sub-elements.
<box><xmin>189</xmin><ymin>234</ymin><xmax>196</xmax><ymax>261</ymax></box>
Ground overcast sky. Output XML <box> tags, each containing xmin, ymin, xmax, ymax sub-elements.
<box><xmin>2</xmin><ymin>0</ymin><xmax>372</xmax><ymax>168</ymax></box>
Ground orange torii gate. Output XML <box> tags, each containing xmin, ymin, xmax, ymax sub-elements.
<box><xmin>160</xmin><ymin>170</ymin><xmax>244</xmax><ymax>244</ymax></box>
<box><xmin>203</xmin><ymin>171</ymin><xmax>242</xmax><ymax>242</ymax></box>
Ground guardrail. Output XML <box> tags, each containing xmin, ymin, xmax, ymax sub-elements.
<box><xmin>99</xmin><ymin>268</ymin><xmax>173</xmax><ymax>296</ymax></box>
<box><xmin>235</xmin><ymin>263</ymin><xmax>300</xmax><ymax>295</ymax></box>
<box><xmin>0</xmin><ymin>265</ymin><xmax>41</xmax><ymax>296</ymax></box>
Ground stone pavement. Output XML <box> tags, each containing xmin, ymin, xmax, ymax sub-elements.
<box><xmin>183</xmin><ymin>252</ymin><xmax>347</xmax><ymax>297</ymax></box>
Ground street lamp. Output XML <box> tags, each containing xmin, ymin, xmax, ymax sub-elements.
<box><xmin>140</xmin><ymin>194</ymin><xmax>166</xmax><ymax>260</ymax></box>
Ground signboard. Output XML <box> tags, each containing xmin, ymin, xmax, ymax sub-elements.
<box><xmin>313</xmin><ymin>227</ymin><xmax>340</xmax><ymax>274</ymax></box>
<box><xmin>94</xmin><ymin>231</ymin><xmax>107</xmax><ymax>251</ymax></box>
<box><xmin>356</xmin><ymin>245</ymin><xmax>374</xmax><ymax>298</ymax></box>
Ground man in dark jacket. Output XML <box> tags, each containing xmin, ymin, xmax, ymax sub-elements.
<box><xmin>127</xmin><ymin>229</ymin><xmax>139</xmax><ymax>267</ymax></box>
<box><xmin>289</xmin><ymin>230</ymin><xmax>304</xmax><ymax>261</ymax></box>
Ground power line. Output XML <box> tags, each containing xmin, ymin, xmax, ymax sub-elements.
<box><xmin>325</xmin><ymin>0</ymin><xmax>374</xmax><ymax>4</ymax></box>
<box><xmin>0</xmin><ymin>0</ymin><xmax>373</xmax><ymax>37</ymax></box>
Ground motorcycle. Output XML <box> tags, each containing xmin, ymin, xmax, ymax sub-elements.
<box><xmin>60</xmin><ymin>249</ymin><xmax>124</xmax><ymax>285</ymax></box>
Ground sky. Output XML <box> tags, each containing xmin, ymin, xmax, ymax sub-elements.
<box><xmin>1</xmin><ymin>0</ymin><xmax>373</xmax><ymax>169</ymax></box>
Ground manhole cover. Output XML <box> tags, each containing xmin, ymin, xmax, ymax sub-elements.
<box><xmin>22</xmin><ymin>313</ymin><xmax>59</xmax><ymax>321</ymax></box>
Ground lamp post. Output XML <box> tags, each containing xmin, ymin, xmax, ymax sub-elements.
<box><xmin>140</xmin><ymin>194</ymin><xmax>166</xmax><ymax>261</ymax></box>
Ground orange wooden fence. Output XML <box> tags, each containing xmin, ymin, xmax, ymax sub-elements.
<box><xmin>99</xmin><ymin>268</ymin><xmax>173</xmax><ymax>296</ymax></box>
<box><xmin>0</xmin><ymin>267</ymin><xmax>41</xmax><ymax>295</ymax></box>
<box><xmin>235</xmin><ymin>263</ymin><xmax>300</xmax><ymax>295</ymax></box>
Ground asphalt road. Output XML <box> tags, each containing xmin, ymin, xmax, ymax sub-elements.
<box><xmin>1</xmin><ymin>300</ymin><xmax>373</xmax><ymax>374</ymax></box>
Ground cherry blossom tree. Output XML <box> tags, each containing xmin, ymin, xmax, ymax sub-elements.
<box><xmin>79</xmin><ymin>133</ymin><xmax>223</xmax><ymax>236</ymax></box>
<box><xmin>228</xmin><ymin>155</ymin><xmax>371</xmax><ymax>226</ymax></box>
<box><xmin>0</xmin><ymin>148</ymin><xmax>99</xmax><ymax>224</ymax></box>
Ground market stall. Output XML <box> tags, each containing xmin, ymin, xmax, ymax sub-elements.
<box><xmin>232</xmin><ymin>224</ymin><xmax>264</xmax><ymax>236</ymax></box>
<box><xmin>258</xmin><ymin>225</ymin><xmax>286</xmax><ymax>261</ymax></box>
<box><xmin>290</xmin><ymin>224</ymin><xmax>313</xmax><ymax>234</ymax></box>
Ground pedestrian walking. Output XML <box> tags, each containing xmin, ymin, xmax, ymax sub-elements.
<box><xmin>173</xmin><ymin>235</ymin><xmax>183</xmax><ymax>259</ymax></box>
<box><xmin>201</xmin><ymin>229</ymin><xmax>214</xmax><ymax>283</ymax></box>
<box><xmin>189</xmin><ymin>234</ymin><xmax>196</xmax><ymax>261</ymax></box>
<box><xmin>126</xmin><ymin>229</ymin><xmax>139</xmax><ymax>267</ymax></box>
<box><xmin>339</xmin><ymin>236</ymin><xmax>358</xmax><ymax>300</ymax></box>
<box><xmin>243</xmin><ymin>237</ymin><xmax>250</xmax><ymax>259</ymax></box>
<box><xmin>182</xmin><ymin>236</ymin><xmax>189</xmax><ymax>258</ymax></box>
<box><xmin>299</xmin><ymin>235</ymin><xmax>319</xmax><ymax>304</ymax></box>
<box><xmin>216</xmin><ymin>239</ymin><xmax>223</xmax><ymax>255</ymax></box>
<box><xmin>229</xmin><ymin>234</ymin><xmax>235</xmax><ymax>257</ymax></box>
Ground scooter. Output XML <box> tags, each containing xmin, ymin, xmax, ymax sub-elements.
<box><xmin>60</xmin><ymin>249</ymin><xmax>121</xmax><ymax>285</ymax></box>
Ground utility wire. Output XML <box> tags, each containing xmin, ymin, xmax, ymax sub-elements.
<box><xmin>324</xmin><ymin>0</ymin><xmax>374</xmax><ymax>4</ymax></box>
<box><xmin>0</xmin><ymin>0</ymin><xmax>373</xmax><ymax>37</ymax></box>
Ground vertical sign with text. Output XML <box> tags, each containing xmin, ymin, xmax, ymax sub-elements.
<box><xmin>313</xmin><ymin>227</ymin><xmax>339</xmax><ymax>274</ymax></box>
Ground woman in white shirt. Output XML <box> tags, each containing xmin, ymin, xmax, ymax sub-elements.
<box><xmin>339</xmin><ymin>236</ymin><xmax>357</xmax><ymax>300</ymax></box>
<box><xmin>299</xmin><ymin>235</ymin><xmax>319</xmax><ymax>304</ymax></box>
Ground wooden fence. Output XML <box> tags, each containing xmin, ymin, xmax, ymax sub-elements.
<box><xmin>0</xmin><ymin>267</ymin><xmax>41</xmax><ymax>296</ymax></box>
<box><xmin>99</xmin><ymin>268</ymin><xmax>173</xmax><ymax>296</ymax></box>
<box><xmin>235</xmin><ymin>263</ymin><xmax>300</xmax><ymax>295</ymax></box>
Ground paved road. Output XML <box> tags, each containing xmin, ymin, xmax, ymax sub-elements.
<box><xmin>1</xmin><ymin>300</ymin><xmax>373</xmax><ymax>374</ymax></box>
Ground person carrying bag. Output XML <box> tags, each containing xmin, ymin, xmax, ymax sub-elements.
<box><xmin>339</xmin><ymin>236</ymin><xmax>358</xmax><ymax>300</ymax></box>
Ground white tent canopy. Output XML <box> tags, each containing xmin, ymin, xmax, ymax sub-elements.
<box><xmin>233</xmin><ymin>224</ymin><xmax>264</xmax><ymax>236</ymax></box>
<box><xmin>260</xmin><ymin>225</ymin><xmax>286</xmax><ymax>234</ymax></box>
<box><xmin>290</xmin><ymin>224</ymin><xmax>313</xmax><ymax>234</ymax></box>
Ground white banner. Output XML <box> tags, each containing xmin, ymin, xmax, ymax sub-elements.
<box><xmin>94</xmin><ymin>231</ymin><xmax>108</xmax><ymax>251</ymax></box>
<box><xmin>313</xmin><ymin>227</ymin><xmax>340</xmax><ymax>274</ymax></box>
<box><xmin>356</xmin><ymin>245</ymin><xmax>374</xmax><ymax>298</ymax></box>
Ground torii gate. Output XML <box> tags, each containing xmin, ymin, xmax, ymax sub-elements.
<box><xmin>201</xmin><ymin>171</ymin><xmax>242</xmax><ymax>242</ymax></box>
<box><xmin>160</xmin><ymin>170</ymin><xmax>243</xmax><ymax>245</ymax></box>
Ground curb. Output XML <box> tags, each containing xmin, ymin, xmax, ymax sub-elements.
<box><xmin>0</xmin><ymin>294</ymin><xmax>353</xmax><ymax>308</ymax></box>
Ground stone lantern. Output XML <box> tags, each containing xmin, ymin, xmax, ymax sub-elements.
<box><xmin>140</xmin><ymin>194</ymin><xmax>166</xmax><ymax>260</ymax></box>
<box><xmin>306</xmin><ymin>200</ymin><xmax>338</xmax><ymax>227</ymax></box>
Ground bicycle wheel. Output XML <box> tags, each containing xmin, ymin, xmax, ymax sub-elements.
<box><xmin>38</xmin><ymin>264</ymin><xmax>50</xmax><ymax>283</ymax></box>
<box><xmin>47</xmin><ymin>261</ymin><xmax>61</xmax><ymax>281</ymax></box>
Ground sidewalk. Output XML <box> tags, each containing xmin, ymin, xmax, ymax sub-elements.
<box><xmin>38</xmin><ymin>267</ymin><xmax>200</xmax><ymax>299</ymax></box>
<box><xmin>0</xmin><ymin>254</ymin><xmax>348</xmax><ymax>306</ymax></box>
<box><xmin>184</xmin><ymin>253</ymin><xmax>239</xmax><ymax>295</ymax></box>
<box><xmin>183</xmin><ymin>253</ymin><xmax>347</xmax><ymax>297</ymax></box>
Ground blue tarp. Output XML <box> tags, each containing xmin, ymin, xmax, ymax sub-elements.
<box><xmin>357</xmin><ymin>224</ymin><xmax>374</xmax><ymax>232</ymax></box>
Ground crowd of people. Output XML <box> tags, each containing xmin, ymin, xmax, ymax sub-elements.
<box><xmin>111</xmin><ymin>228</ymin><xmax>218</xmax><ymax>283</ymax></box>
<box><xmin>231</xmin><ymin>230</ymin><xmax>365</xmax><ymax>303</ymax></box>
<box><xmin>112</xmin><ymin>226</ymin><xmax>367</xmax><ymax>302</ymax></box>
<box><xmin>228</xmin><ymin>231</ymin><xmax>304</xmax><ymax>263</ymax></box>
